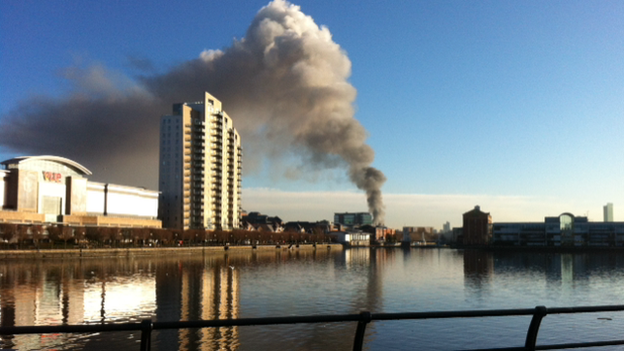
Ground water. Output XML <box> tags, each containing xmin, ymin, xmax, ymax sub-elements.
<box><xmin>2</xmin><ymin>248</ymin><xmax>624</xmax><ymax>350</ymax></box>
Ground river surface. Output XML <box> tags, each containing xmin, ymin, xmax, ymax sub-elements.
<box><xmin>2</xmin><ymin>248</ymin><xmax>624</xmax><ymax>350</ymax></box>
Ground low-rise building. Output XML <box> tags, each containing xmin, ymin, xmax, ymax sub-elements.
<box><xmin>332</xmin><ymin>230</ymin><xmax>370</xmax><ymax>247</ymax></box>
<box><xmin>402</xmin><ymin>226</ymin><xmax>435</xmax><ymax>244</ymax></box>
<box><xmin>493</xmin><ymin>213</ymin><xmax>624</xmax><ymax>247</ymax></box>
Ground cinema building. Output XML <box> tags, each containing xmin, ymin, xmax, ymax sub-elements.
<box><xmin>0</xmin><ymin>156</ymin><xmax>161</xmax><ymax>228</ymax></box>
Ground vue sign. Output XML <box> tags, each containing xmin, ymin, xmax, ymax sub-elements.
<box><xmin>43</xmin><ymin>171</ymin><xmax>62</xmax><ymax>183</ymax></box>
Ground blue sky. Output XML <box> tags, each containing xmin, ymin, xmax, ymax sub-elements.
<box><xmin>1</xmin><ymin>0</ymin><xmax>623</xmax><ymax>228</ymax></box>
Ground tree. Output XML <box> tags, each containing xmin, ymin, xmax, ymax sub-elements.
<box><xmin>17</xmin><ymin>225</ymin><xmax>31</xmax><ymax>249</ymax></box>
<box><xmin>74</xmin><ymin>227</ymin><xmax>86</xmax><ymax>247</ymax></box>
<box><xmin>46</xmin><ymin>226</ymin><xmax>62</xmax><ymax>248</ymax></box>
<box><xmin>60</xmin><ymin>226</ymin><xmax>74</xmax><ymax>249</ymax></box>
<box><xmin>30</xmin><ymin>225</ymin><xmax>44</xmax><ymax>249</ymax></box>
<box><xmin>86</xmin><ymin>227</ymin><xmax>101</xmax><ymax>247</ymax></box>
<box><xmin>98</xmin><ymin>227</ymin><xmax>115</xmax><ymax>247</ymax></box>
<box><xmin>0</xmin><ymin>223</ymin><xmax>17</xmax><ymax>249</ymax></box>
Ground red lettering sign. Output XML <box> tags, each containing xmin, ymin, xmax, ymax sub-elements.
<box><xmin>42</xmin><ymin>171</ymin><xmax>62</xmax><ymax>183</ymax></box>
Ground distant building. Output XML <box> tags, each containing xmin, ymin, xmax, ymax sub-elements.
<box><xmin>452</xmin><ymin>227</ymin><xmax>463</xmax><ymax>244</ymax></box>
<box><xmin>158</xmin><ymin>92</ymin><xmax>242</xmax><ymax>230</ymax></box>
<box><xmin>462</xmin><ymin>206</ymin><xmax>492</xmax><ymax>246</ymax></box>
<box><xmin>0</xmin><ymin>156</ymin><xmax>160</xmax><ymax>228</ymax></box>
<box><xmin>283</xmin><ymin>221</ymin><xmax>331</xmax><ymax>234</ymax></box>
<box><xmin>402</xmin><ymin>226</ymin><xmax>435</xmax><ymax>244</ymax></box>
<box><xmin>332</xmin><ymin>230</ymin><xmax>370</xmax><ymax>247</ymax></box>
<box><xmin>604</xmin><ymin>203</ymin><xmax>614</xmax><ymax>222</ymax></box>
<box><xmin>334</xmin><ymin>212</ymin><xmax>372</xmax><ymax>227</ymax></box>
<box><xmin>244</xmin><ymin>212</ymin><xmax>283</xmax><ymax>228</ymax></box>
<box><xmin>439</xmin><ymin>222</ymin><xmax>452</xmax><ymax>243</ymax></box>
<box><xmin>360</xmin><ymin>224</ymin><xmax>389</xmax><ymax>242</ymax></box>
<box><xmin>493</xmin><ymin>212</ymin><xmax>624</xmax><ymax>247</ymax></box>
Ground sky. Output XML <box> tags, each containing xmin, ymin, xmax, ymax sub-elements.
<box><xmin>1</xmin><ymin>0</ymin><xmax>623</xmax><ymax>229</ymax></box>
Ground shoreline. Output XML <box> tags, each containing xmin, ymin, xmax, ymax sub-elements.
<box><xmin>0</xmin><ymin>243</ymin><xmax>343</xmax><ymax>259</ymax></box>
<box><xmin>455</xmin><ymin>244</ymin><xmax>624</xmax><ymax>253</ymax></box>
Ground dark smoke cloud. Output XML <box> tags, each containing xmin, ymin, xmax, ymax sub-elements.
<box><xmin>0</xmin><ymin>0</ymin><xmax>386</xmax><ymax>224</ymax></box>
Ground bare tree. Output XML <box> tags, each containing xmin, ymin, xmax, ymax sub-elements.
<box><xmin>0</xmin><ymin>223</ymin><xmax>17</xmax><ymax>249</ymax></box>
<box><xmin>59</xmin><ymin>226</ymin><xmax>74</xmax><ymax>249</ymax></box>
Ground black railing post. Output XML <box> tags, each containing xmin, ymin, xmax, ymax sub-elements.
<box><xmin>140</xmin><ymin>319</ymin><xmax>153</xmax><ymax>351</ymax></box>
<box><xmin>525</xmin><ymin>305</ymin><xmax>548</xmax><ymax>350</ymax></box>
<box><xmin>353</xmin><ymin>311</ymin><xmax>372</xmax><ymax>351</ymax></box>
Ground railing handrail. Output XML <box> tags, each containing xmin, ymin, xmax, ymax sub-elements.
<box><xmin>2</xmin><ymin>305</ymin><xmax>624</xmax><ymax>351</ymax></box>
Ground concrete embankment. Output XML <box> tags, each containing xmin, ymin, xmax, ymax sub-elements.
<box><xmin>0</xmin><ymin>244</ymin><xmax>343</xmax><ymax>259</ymax></box>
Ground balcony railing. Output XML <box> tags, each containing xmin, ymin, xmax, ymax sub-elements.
<box><xmin>2</xmin><ymin>305</ymin><xmax>624</xmax><ymax>351</ymax></box>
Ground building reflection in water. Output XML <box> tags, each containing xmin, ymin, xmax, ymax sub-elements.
<box><xmin>152</xmin><ymin>255</ymin><xmax>241</xmax><ymax>351</ymax></box>
<box><xmin>0</xmin><ymin>248</ymin><xmax>388</xmax><ymax>350</ymax></box>
<box><xmin>340</xmin><ymin>248</ymin><xmax>384</xmax><ymax>313</ymax></box>
<box><xmin>0</xmin><ymin>255</ymin><xmax>242</xmax><ymax>351</ymax></box>
<box><xmin>463</xmin><ymin>249</ymin><xmax>494</xmax><ymax>301</ymax></box>
<box><xmin>0</xmin><ymin>262</ymin><xmax>92</xmax><ymax>349</ymax></box>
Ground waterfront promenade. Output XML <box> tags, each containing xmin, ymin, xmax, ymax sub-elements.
<box><xmin>0</xmin><ymin>243</ymin><xmax>343</xmax><ymax>259</ymax></box>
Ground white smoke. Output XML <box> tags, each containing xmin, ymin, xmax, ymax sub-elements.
<box><xmin>0</xmin><ymin>0</ymin><xmax>386</xmax><ymax>224</ymax></box>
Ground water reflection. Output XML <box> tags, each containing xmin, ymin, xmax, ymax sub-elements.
<box><xmin>3</xmin><ymin>249</ymin><xmax>624</xmax><ymax>350</ymax></box>
<box><xmin>463</xmin><ymin>249</ymin><xmax>494</xmax><ymax>287</ymax></box>
<box><xmin>0</xmin><ymin>248</ymin><xmax>377</xmax><ymax>350</ymax></box>
<box><xmin>154</xmin><ymin>256</ymin><xmax>240</xmax><ymax>351</ymax></box>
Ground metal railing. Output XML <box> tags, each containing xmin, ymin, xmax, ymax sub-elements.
<box><xmin>2</xmin><ymin>305</ymin><xmax>624</xmax><ymax>351</ymax></box>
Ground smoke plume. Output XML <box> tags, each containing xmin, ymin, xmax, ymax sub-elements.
<box><xmin>0</xmin><ymin>0</ymin><xmax>386</xmax><ymax>224</ymax></box>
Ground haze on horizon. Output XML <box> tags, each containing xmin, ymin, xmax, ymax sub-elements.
<box><xmin>1</xmin><ymin>0</ymin><xmax>623</xmax><ymax>229</ymax></box>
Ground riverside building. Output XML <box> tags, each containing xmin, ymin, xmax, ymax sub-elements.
<box><xmin>493</xmin><ymin>213</ymin><xmax>624</xmax><ymax>247</ymax></box>
<box><xmin>0</xmin><ymin>155</ymin><xmax>160</xmax><ymax>227</ymax></box>
<box><xmin>334</xmin><ymin>212</ymin><xmax>372</xmax><ymax>227</ymax></box>
<box><xmin>158</xmin><ymin>92</ymin><xmax>242</xmax><ymax>230</ymax></box>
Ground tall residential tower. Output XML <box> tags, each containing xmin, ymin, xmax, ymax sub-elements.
<box><xmin>159</xmin><ymin>92</ymin><xmax>242</xmax><ymax>230</ymax></box>
<box><xmin>604</xmin><ymin>203</ymin><xmax>614</xmax><ymax>222</ymax></box>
